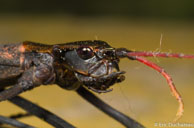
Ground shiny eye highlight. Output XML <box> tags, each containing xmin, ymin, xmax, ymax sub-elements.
<box><xmin>77</xmin><ymin>46</ymin><xmax>94</xmax><ymax>60</ymax></box>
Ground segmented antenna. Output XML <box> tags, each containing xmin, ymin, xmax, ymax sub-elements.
<box><xmin>116</xmin><ymin>49</ymin><xmax>194</xmax><ymax>121</ymax></box>
<box><xmin>129</xmin><ymin>55</ymin><xmax>184</xmax><ymax>122</ymax></box>
<box><xmin>128</xmin><ymin>51</ymin><xmax>194</xmax><ymax>59</ymax></box>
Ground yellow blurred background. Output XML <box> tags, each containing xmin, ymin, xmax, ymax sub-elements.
<box><xmin>0</xmin><ymin>16</ymin><xmax>193</xmax><ymax>128</ymax></box>
<box><xmin>0</xmin><ymin>1</ymin><xmax>194</xmax><ymax>128</ymax></box>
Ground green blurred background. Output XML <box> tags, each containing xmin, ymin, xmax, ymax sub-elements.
<box><xmin>0</xmin><ymin>0</ymin><xmax>194</xmax><ymax>128</ymax></box>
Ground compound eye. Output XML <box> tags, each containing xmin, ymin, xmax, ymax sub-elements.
<box><xmin>77</xmin><ymin>46</ymin><xmax>94</xmax><ymax>60</ymax></box>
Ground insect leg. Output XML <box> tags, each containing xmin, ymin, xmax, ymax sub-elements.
<box><xmin>9</xmin><ymin>113</ymin><xmax>32</xmax><ymax>119</ymax></box>
<box><xmin>0</xmin><ymin>115</ymin><xmax>35</xmax><ymax>128</ymax></box>
<box><xmin>0</xmin><ymin>83</ymin><xmax>26</xmax><ymax>101</ymax></box>
<box><xmin>98</xmin><ymin>71</ymin><xmax>125</xmax><ymax>81</ymax></box>
<box><xmin>0</xmin><ymin>63</ymin><xmax>55</xmax><ymax>101</ymax></box>
<box><xmin>0</xmin><ymin>68</ymin><xmax>35</xmax><ymax>101</ymax></box>
<box><xmin>9</xmin><ymin>96</ymin><xmax>75</xmax><ymax>128</ymax></box>
<box><xmin>77</xmin><ymin>86</ymin><xmax>145</xmax><ymax>128</ymax></box>
<box><xmin>77</xmin><ymin>71</ymin><xmax>125</xmax><ymax>93</ymax></box>
<box><xmin>88</xmin><ymin>86</ymin><xmax>113</xmax><ymax>93</ymax></box>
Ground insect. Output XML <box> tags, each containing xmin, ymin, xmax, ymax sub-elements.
<box><xmin>0</xmin><ymin>40</ymin><xmax>193</xmax><ymax>127</ymax></box>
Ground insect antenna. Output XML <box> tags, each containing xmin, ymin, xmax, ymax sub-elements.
<box><xmin>115</xmin><ymin>49</ymin><xmax>191</xmax><ymax>121</ymax></box>
<box><xmin>127</xmin><ymin>51</ymin><xmax>194</xmax><ymax>59</ymax></box>
<box><xmin>130</xmin><ymin>56</ymin><xmax>183</xmax><ymax>122</ymax></box>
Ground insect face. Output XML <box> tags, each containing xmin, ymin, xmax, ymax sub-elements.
<box><xmin>67</xmin><ymin>45</ymin><xmax>125</xmax><ymax>92</ymax></box>
<box><xmin>53</xmin><ymin>41</ymin><xmax>125</xmax><ymax>93</ymax></box>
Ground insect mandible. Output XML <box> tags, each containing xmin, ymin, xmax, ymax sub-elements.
<box><xmin>0</xmin><ymin>40</ymin><xmax>193</xmax><ymax>123</ymax></box>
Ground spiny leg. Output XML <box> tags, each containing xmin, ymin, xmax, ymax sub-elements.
<box><xmin>129</xmin><ymin>56</ymin><xmax>184</xmax><ymax>122</ymax></box>
<box><xmin>77</xmin><ymin>86</ymin><xmax>145</xmax><ymax>128</ymax></box>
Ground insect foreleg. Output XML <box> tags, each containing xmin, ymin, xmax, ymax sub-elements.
<box><xmin>77</xmin><ymin>86</ymin><xmax>145</xmax><ymax>128</ymax></box>
<box><xmin>0</xmin><ymin>64</ymin><xmax>55</xmax><ymax>101</ymax></box>
<box><xmin>0</xmin><ymin>115</ymin><xmax>35</xmax><ymax>128</ymax></box>
<box><xmin>9</xmin><ymin>112</ymin><xmax>32</xmax><ymax>119</ymax></box>
<box><xmin>76</xmin><ymin>71</ymin><xmax>125</xmax><ymax>93</ymax></box>
<box><xmin>9</xmin><ymin>96</ymin><xmax>75</xmax><ymax>128</ymax></box>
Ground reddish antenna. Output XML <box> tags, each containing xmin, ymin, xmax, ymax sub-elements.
<box><xmin>127</xmin><ymin>51</ymin><xmax>194</xmax><ymax>121</ymax></box>
<box><xmin>116</xmin><ymin>49</ymin><xmax>194</xmax><ymax>121</ymax></box>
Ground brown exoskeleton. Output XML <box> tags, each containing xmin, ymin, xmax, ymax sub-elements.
<box><xmin>0</xmin><ymin>40</ymin><xmax>193</xmax><ymax>124</ymax></box>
